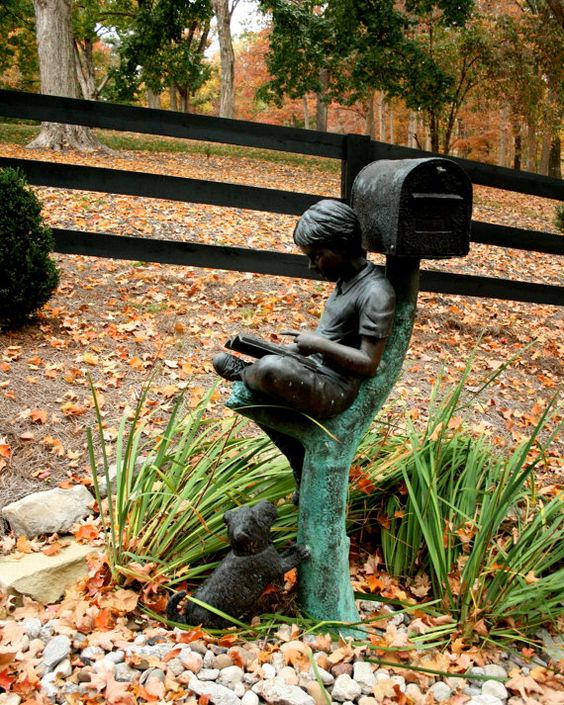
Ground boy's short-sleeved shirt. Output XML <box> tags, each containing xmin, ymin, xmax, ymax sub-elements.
<box><xmin>315</xmin><ymin>262</ymin><xmax>396</xmax><ymax>373</ymax></box>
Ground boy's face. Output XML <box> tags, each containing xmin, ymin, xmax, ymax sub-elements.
<box><xmin>301</xmin><ymin>244</ymin><xmax>349</xmax><ymax>281</ymax></box>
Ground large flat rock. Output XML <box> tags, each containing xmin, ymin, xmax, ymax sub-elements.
<box><xmin>0</xmin><ymin>538</ymin><xmax>97</xmax><ymax>603</ymax></box>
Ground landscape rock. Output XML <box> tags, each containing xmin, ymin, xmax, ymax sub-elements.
<box><xmin>41</xmin><ymin>635</ymin><xmax>71</xmax><ymax>671</ymax></box>
<box><xmin>468</xmin><ymin>696</ymin><xmax>504</xmax><ymax>705</ymax></box>
<box><xmin>483</xmin><ymin>665</ymin><xmax>508</xmax><ymax>679</ymax></box>
<box><xmin>0</xmin><ymin>539</ymin><xmax>97</xmax><ymax>603</ymax></box>
<box><xmin>429</xmin><ymin>681</ymin><xmax>452</xmax><ymax>702</ymax></box>
<box><xmin>218</xmin><ymin>665</ymin><xmax>245</xmax><ymax>688</ymax></box>
<box><xmin>481</xmin><ymin>680</ymin><xmax>508</xmax><ymax>700</ymax></box>
<box><xmin>2</xmin><ymin>486</ymin><xmax>94</xmax><ymax>537</ymax></box>
<box><xmin>189</xmin><ymin>675</ymin><xmax>243</xmax><ymax>705</ymax></box>
<box><xmin>352</xmin><ymin>661</ymin><xmax>374</xmax><ymax>692</ymax></box>
<box><xmin>331</xmin><ymin>673</ymin><xmax>362</xmax><ymax>702</ymax></box>
<box><xmin>253</xmin><ymin>676</ymin><xmax>316</xmax><ymax>705</ymax></box>
<box><xmin>242</xmin><ymin>691</ymin><xmax>259</xmax><ymax>705</ymax></box>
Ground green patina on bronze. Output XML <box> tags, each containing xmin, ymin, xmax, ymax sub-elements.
<box><xmin>226</xmin><ymin>257</ymin><xmax>420</xmax><ymax>626</ymax></box>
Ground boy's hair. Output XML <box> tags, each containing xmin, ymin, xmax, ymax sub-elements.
<box><xmin>293</xmin><ymin>199</ymin><xmax>364</xmax><ymax>256</ymax></box>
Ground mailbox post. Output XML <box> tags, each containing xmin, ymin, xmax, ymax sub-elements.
<box><xmin>228</xmin><ymin>158</ymin><xmax>472</xmax><ymax>629</ymax></box>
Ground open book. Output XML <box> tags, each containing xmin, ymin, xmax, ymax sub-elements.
<box><xmin>225</xmin><ymin>334</ymin><xmax>320</xmax><ymax>372</ymax></box>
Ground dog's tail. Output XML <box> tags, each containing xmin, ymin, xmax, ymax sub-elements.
<box><xmin>166</xmin><ymin>591</ymin><xmax>187</xmax><ymax>623</ymax></box>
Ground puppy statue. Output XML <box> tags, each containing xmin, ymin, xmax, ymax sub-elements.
<box><xmin>166</xmin><ymin>500</ymin><xmax>309</xmax><ymax>628</ymax></box>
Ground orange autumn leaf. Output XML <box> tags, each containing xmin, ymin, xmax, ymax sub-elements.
<box><xmin>16</xmin><ymin>536</ymin><xmax>34</xmax><ymax>554</ymax></box>
<box><xmin>41</xmin><ymin>542</ymin><xmax>63</xmax><ymax>557</ymax></box>
<box><xmin>163</xmin><ymin>648</ymin><xmax>182</xmax><ymax>663</ymax></box>
<box><xmin>366</xmin><ymin>575</ymin><xmax>385</xmax><ymax>592</ymax></box>
<box><xmin>175</xmin><ymin>627</ymin><xmax>206</xmax><ymax>644</ymax></box>
<box><xmin>0</xmin><ymin>669</ymin><xmax>16</xmax><ymax>691</ymax></box>
<box><xmin>0</xmin><ymin>442</ymin><xmax>11</xmax><ymax>459</ymax></box>
<box><xmin>218</xmin><ymin>633</ymin><xmax>239</xmax><ymax>648</ymax></box>
<box><xmin>29</xmin><ymin>408</ymin><xmax>48</xmax><ymax>424</ymax></box>
<box><xmin>74</xmin><ymin>523</ymin><xmax>100</xmax><ymax>542</ymax></box>
<box><xmin>94</xmin><ymin>608</ymin><xmax>115</xmax><ymax>630</ymax></box>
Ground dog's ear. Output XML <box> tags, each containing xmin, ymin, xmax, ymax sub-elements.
<box><xmin>255</xmin><ymin>500</ymin><xmax>277</xmax><ymax>523</ymax></box>
<box><xmin>223</xmin><ymin>509</ymin><xmax>234</xmax><ymax>525</ymax></box>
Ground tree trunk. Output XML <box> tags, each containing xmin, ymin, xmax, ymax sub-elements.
<box><xmin>429</xmin><ymin>113</ymin><xmax>440</xmax><ymax>152</ymax></box>
<box><xmin>407</xmin><ymin>111</ymin><xmax>417</xmax><ymax>148</ymax></box>
<box><xmin>513</xmin><ymin>130</ymin><xmax>522</xmax><ymax>170</ymax></box>
<box><xmin>315</xmin><ymin>68</ymin><xmax>329</xmax><ymax>131</ymax></box>
<box><xmin>303</xmin><ymin>96</ymin><xmax>310</xmax><ymax>130</ymax></box>
<box><xmin>74</xmin><ymin>38</ymin><xmax>96</xmax><ymax>100</ymax></box>
<box><xmin>388</xmin><ymin>103</ymin><xmax>395</xmax><ymax>144</ymax></box>
<box><xmin>147</xmin><ymin>88</ymin><xmax>161</xmax><ymax>109</ymax></box>
<box><xmin>378</xmin><ymin>94</ymin><xmax>385</xmax><ymax>141</ymax></box>
<box><xmin>364</xmin><ymin>89</ymin><xmax>376</xmax><ymax>139</ymax></box>
<box><xmin>525</xmin><ymin>119</ymin><xmax>537</xmax><ymax>172</ymax></box>
<box><xmin>498</xmin><ymin>107</ymin><xmax>509</xmax><ymax>167</ymax></box>
<box><xmin>170</xmin><ymin>83</ymin><xmax>178</xmax><ymax>111</ymax></box>
<box><xmin>212</xmin><ymin>0</ymin><xmax>235</xmax><ymax>118</ymax></box>
<box><xmin>28</xmin><ymin>0</ymin><xmax>103</xmax><ymax>150</ymax></box>
<box><xmin>548</xmin><ymin>136</ymin><xmax>561</xmax><ymax>179</ymax></box>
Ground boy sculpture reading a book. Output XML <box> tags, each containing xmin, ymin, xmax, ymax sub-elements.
<box><xmin>213</xmin><ymin>199</ymin><xmax>395</xmax><ymax>494</ymax></box>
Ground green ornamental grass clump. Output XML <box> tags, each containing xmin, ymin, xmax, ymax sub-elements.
<box><xmin>0</xmin><ymin>167</ymin><xmax>59</xmax><ymax>329</ymax></box>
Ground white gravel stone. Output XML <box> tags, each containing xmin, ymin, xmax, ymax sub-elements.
<box><xmin>261</xmin><ymin>663</ymin><xmax>277</xmax><ymax>679</ymax></box>
<box><xmin>81</xmin><ymin>646</ymin><xmax>105</xmax><ymax>663</ymax></box>
<box><xmin>374</xmin><ymin>670</ymin><xmax>390</xmax><ymax>683</ymax></box>
<box><xmin>22</xmin><ymin>618</ymin><xmax>42</xmax><ymax>639</ymax></box>
<box><xmin>405</xmin><ymin>684</ymin><xmax>422</xmax><ymax>699</ymax></box>
<box><xmin>190</xmin><ymin>676</ymin><xmax>243</xmax><ymax>705</ymax></box>
<box><xmin>272</xmin><ymin>652</ymin><xmax>286</xmax><ymax>672</ymax></box>
<box><xmin>358</xmin><ymin>697</ymin><xmax>378</xmax><ymax>705</ymax></box>
<box><xmin>429</xmin><ymin>681</ymin><xmax>452</xmax><ymax>702</ymax></box>
<box><xmin>204</xmin><ymin>650</ymin><xmax>216</xmax><ymax>668</ymax></box>
<box><xmin>54</xmin><ymin>658</ymin><xmax>73</xmax><ymax>678</ymax></box>
<box><xmin>104</xmin><ymin>650</ymin><xmax>125</xmax><ymax>664</ymax></box>
<box><xmin>352</xmin><ymin>662</ymin><xmax>375</xmax><ymax>692</ymax></box>
<box><xmin>390</xmin><ymin>676</ymin><xmax>406</xmax><ymax>693</ymax></box>
<box><xmin>42</xmin><ymin>635</ymin><xmax>71</xmax><ymax>671</ymax></box>
<box><xmin>483</xmin><ymin>665</ymin><xmax>508</xmax><ymax>679</ymax></box>
<box><xmin>233</xmin><ymin>683</ymin><xmax>246</xmax><ymax>698</ymax></box>
<box><xmin>331</xmin><ymin>674</ymin><xmax>362</xmax><ymax>702</ymax></box>
<box><xmin>309</xmin><ymin>666</ymin><xmax>334</xmax><ymax>686</ymax></box>
<box><xmin>114</xmin><ymin>663</ymin><xmax>138</xmax><ymax>682</ymax></box>
<box><xmin>219</xmin><ymin>666</ymin><xmax>245</xmax><ymax>688</ymax></box>
<box><xmin>278</xmin><ymin>667</ymin><xmax>299</xmax><ymax>685</ymax></box>
<box><xmin>167</xmin><ymin>658</ymin><xmax>186</xmax><ymax>677</ymax></box>
<box><xmin>40</xmin><ymin>672</ymin><xmax>59</xmax><ymax>699</ymax></box>
<box><xmin>482</xmin><ymin>681</ymin><xmax>508</xmax><ymax>700</ymax></box>
<box><xmin>200</xmin><ymin>669</ymin><xmax>221</xmax><ymax>681</ymax></box>
<box><xmin>0</xmin><ymin>694</ymin><xmax>22</xmax><ymax>705</ymax></box>
<box><xmin>252</xmin><ymin>677</ymin><xmax>315</xmax><ymax>705</ymax></box>
<box><xmin>468</xmin><ymin>696</ymin><xmax>504</xmax><ymax>705</ymax></box>
<box><xmin>242</xmin><ymin>691</ymin><xmax>260</xmax><ymax>705</ymax></box>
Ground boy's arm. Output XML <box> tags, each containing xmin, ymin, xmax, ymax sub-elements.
<box><xmin>295</xmin><ymin>332</ymin><xmax>387</xmax><ymax>377</ymax></box>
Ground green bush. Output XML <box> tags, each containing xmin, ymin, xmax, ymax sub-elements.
<box><xmin>0</xmin><ymin>168</ymin><xmax>59</xmax><ymax>329</ymax></box>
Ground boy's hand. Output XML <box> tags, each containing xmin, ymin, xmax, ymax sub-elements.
<box><xmin>295</xmin><ymin>331</ymin><xmax>326</xmax><ymax>355</ymax></box>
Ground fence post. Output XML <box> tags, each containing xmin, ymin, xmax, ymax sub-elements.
<box><xmin>341</xmin><ymin>134</ymin><xmax>374</xmax><ymax>202</ymax></box>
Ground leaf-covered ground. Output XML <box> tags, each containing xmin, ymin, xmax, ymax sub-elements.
<box><xmin>0</xmin><ymin>142</ymin><xmax>562</xmax><ymax>511</ymax></box>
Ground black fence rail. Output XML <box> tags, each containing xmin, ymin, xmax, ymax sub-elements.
<box><xmin>0</xmin><ymin>89</ymin><xmax>563</xmax><ymax>306</ymax></box>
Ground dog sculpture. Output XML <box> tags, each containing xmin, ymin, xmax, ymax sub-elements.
<box><xmin>166</xmin><ymin>500</ymin><xmax>309</xmax><ymax>628</ymax></box>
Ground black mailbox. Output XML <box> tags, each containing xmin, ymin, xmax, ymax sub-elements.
<box><xmin>351</xmin><ymin>158</ymin><xmax>472</xmax><ymax>258</ymax></box>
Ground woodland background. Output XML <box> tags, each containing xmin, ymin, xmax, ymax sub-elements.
<box><xmin>0</xmin><ymin>0</ymin><xmax>562</xmax><ymax>171</ymax></box>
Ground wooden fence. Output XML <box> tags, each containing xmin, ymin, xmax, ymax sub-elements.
<box><xmin>0</xmin><ymin>89</ymin><xmax>562</xmax><ymax>306</ymax></box>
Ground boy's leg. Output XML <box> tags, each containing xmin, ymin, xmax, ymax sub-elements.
<box><xmin>242</xmin><ymin>355</ymin><xmax>359</xmax><ymax>418</ymax></box>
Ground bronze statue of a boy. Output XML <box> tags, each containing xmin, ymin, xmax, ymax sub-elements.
<box><xmin>213</xmin><ymin>199</ymin><xmax>395</xmax><ymax>489</ymax></box>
